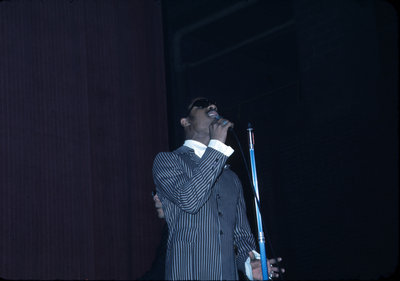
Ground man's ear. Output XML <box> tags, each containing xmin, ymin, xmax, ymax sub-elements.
<box><xmin>180</xmin><ymin>117</ymin><xmax>190</xmax><ymax>127</ymax></box>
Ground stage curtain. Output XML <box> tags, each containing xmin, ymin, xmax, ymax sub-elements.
<box><xmin>0</xmin><ymin>0</ymin><xmax>168</xmax><ymax>279</ymax></box>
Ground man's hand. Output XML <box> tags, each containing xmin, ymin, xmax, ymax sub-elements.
<box><xmin>249</xmin><ymin>251</ymin><xmax>285</xmax><ymax>280</ymax></box>
<box><xmin>249</xmin><ymin>251</ymin><xmax>262</xmax><ymax>280</ymax></box>
<box><xmin>209</xmin><ymin>117</ymin><xmax>233</xmax><ymax>143</ymax></box>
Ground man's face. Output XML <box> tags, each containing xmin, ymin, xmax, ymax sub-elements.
<box><xmin>185</xmin><ymin>99</ymin><xmax>219</xmax><ymax>133</ymax></box>
<box><xmin>153</xmin><ymin>194</ymin><xmax>165</xmax><ymax>219</ymax></box>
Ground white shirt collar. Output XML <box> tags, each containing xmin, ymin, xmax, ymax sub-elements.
<box><xmin>183</xmin><ymin>139</ymin><xmax>207</xmax><ymax>158</ymax></box>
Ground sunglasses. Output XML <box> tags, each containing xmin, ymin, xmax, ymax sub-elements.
<box><xmin>187</xmin><ymin>99</ymin><xmax>217</xmax><ymax>116</ymax></box>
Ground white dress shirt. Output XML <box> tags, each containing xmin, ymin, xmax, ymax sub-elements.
<box><xmin>183</xmin><ymin>139</ymin><xmax>234</xmax><ymax>158</ymax></box>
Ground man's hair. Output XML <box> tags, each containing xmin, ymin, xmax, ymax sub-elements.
<box><xmin>187</xmin><ymin>97</ymin><xmax>208</xmax><ymax>110</ymax></box>
<box><xmin>185</xmin><ymin>96</ymin><xmax>210</xmax><ymax>118</ymax></box>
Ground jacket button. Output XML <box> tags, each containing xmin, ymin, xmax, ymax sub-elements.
<box><xmin>220</xmin><ymin>230</ymin><xmax>223</xmax><ymax>235</ymax></box>
<box><xmin>218</xmin><ymin>211</ymin><xmax>223</xmax><ymax>217</ymax></box>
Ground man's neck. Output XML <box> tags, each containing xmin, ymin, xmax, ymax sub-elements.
<box><xmin>186</xmin><ymin>133</ymin><xmax>210</xmax><ymax>146</ymax></box>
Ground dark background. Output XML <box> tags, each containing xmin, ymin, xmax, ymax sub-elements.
<box><xmin>162</xmin><ymin>0</ymin><xmax>398</xmax><ymax>280</ymax></box>
<box><xmin>0</xmin><ymin>0</ymin><xmax>398</xmax><ymax>280</ymax></box>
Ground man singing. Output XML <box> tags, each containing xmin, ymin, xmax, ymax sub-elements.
<box><xmin>153</xmin><ymin>98</ymin><xmax>278</xmax><ymax>280</ymax></box>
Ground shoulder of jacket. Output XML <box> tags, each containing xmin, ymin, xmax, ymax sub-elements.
<box><xmin>173</xmin><ymin>145</ymin><xmax>194</xmax><ymax>156</ymax></box>
<box><xmin>154</xmin><ymin>146</ymin><xmax>191</xmax><ymax>161</ymax></box>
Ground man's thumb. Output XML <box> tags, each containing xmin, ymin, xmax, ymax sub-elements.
<box><xmin>249</xmin><ymin>251</ymin><xmax>255</xmax><ymax>261</ymax></box>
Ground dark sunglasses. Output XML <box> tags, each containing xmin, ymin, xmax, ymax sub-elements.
<box><xmin>152</xmin><ymin>190</ymin><xmax>157</xmax><ymax>197</ymax></box>
<box><xmin>187</xmin><ymin>99</ymin><xmax>217</xmax><ymax>115</ymax></box>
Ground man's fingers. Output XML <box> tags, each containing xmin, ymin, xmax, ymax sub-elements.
<box><xmin>215</xmin><ymin>118</ymin><xmax>232</xmax><ymax>127</ymax></box>
<box><xmin>272</xmin><ymin>273</ymin><xmax>280</xmax><ymax>278</ymax></box>
<box><xmin>268</xmin><ymin>256</ymin><xmax>285</xmax><ymax>277</ymax></box>
<box><xmin>269</xmin><ymin>257</ymin><xmax>283</xmax><ymax>265</ymax></box>
<box><xmin>222</xmin><ymin>120</ymin><xmax>232</xmax><ymax>127</ymax></box>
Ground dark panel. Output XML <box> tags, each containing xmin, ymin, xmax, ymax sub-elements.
<box><xmin>0</xmin><ymin>0</ymin><xmax>168</xmax><ymax>279</ymax></box>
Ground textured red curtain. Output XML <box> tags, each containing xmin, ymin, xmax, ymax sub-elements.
<box><xmin>0</xmin><ymin>0</ymin><xmax>168</xmax><ymax>279</ymax></box>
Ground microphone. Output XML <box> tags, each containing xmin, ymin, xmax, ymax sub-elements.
<box><xmin>214</xmin><ymin>115</ymin><xmax>234</xmax><ymax>131</ymax></box>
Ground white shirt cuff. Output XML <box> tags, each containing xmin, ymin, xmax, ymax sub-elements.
<box><xmin>245</xmin><ymin>250</ymin><xmax>260</xmax><ymax>281</ymax></box>
<box><xmin>208</xmin><ymin>139</ymin><xmax>234</xmax><ymax>157</ymax></box>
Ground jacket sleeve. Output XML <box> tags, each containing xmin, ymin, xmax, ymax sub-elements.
<box><xmin>233</xmin><ymin>175</ymin><xmax>257</xmax><ymax>273</ymax></box>
<box><xmin>152</xmin><ymin>147</ymin><xmax>228</xmax><ymax>214</ymax></box>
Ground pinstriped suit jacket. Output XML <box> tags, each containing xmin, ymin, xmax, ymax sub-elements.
<box><xmin>153</xmin><ymin>145</ymin><xmax>256</xmax><ymax>280</ymax></box>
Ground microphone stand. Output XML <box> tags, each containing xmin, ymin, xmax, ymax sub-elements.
<box><xmin>247</xmin><ymin>123</ymin><xmax>269</xmax><ymax>280</ymax></box>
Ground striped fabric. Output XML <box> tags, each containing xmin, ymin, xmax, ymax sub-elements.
<box><xmin>153</xmin><ymin>145</ymin><xmax>256</xmax><ymax>280</ymax></box>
